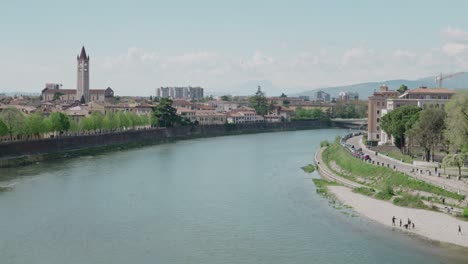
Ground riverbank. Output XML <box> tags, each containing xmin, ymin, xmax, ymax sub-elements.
<box><xmin>329</xmin><ymin>186</ymin><xmax>468</xmax><ymax>248</ymax></box>
<box><xmin>0</xmin><ymin>120</ymin><xmax>354</xmax><ymax>168</ymax></box>
<box><xmin>315</xmin><ymin>142</ymin><xmax>468</xmax><ymax>249</ymax></box>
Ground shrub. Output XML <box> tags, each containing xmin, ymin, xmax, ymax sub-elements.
<box><xmin>320</xmin><ymin>140</ymin><xmax>330</xmax><ymax>147</ymax></box>
<box><xmin>353</xmin><ymin>187</ymin><xmax>375</xmax><ymax>197</ymax></box>
<box><xmin>393</xmin><ymin>194</ymin><xmax>427</xmax><ymax>209</ymax></box>
<box><xmin>464</xmin><ymin>208</ymin><xmax>468</xmax><ymax>218</ymax></box>
<box><xmin>302</xmin><ymin>164</ymin><xmax>316</xmax><ymax>173</ymax></box>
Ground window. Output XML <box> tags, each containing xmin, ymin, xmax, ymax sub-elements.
<box><xmin>376</xmin><ymin>134</ymin><xmax>380</xmax><ymax>139</ymax></box>
<box><xmin>377</xmin><ymin>102</ymin><xmax>380</xmax><ymax>106</ymax></box>
<box><xmin>377</xmin><ymin>126</ymin><xmax>380</xmax><ymax>131</ymax></box>
<box><xmin>377</xmin><ymin>110</ymin><xmax>380</xmax><ymax>114</ymax></box>
<box><xmin>377</xmin><ymin>118</ymin><xmax>380</xmax><ymax>122</ymax></box>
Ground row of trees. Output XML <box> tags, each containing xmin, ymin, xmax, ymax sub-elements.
<box><xmin>0</xmin><ymin>108</ymin><xmax>151</xmax><ymax>140</ymax></box>
<box><xmin>380</xmin><ymin>91</ymin><xmax>468</xmax><ymax>171</ymax></box>
<box><xmin>293</xmin><ymin>108</ymin><xmax>327</xmax><ymax>120</ymax></box>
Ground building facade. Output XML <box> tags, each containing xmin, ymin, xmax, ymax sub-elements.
<box><xmin>156</xmin><ymin>86</ymin><xmax>204</xmax><ymax>100</ymax></box>
<box><xmin>77</xmin><ymin>46</ymin><xmax>90</xmax><ymax>103</ymax></box>
<box><xmin>41</xmin><ymin>47</ymin><xmax>114</xmax><ymax>103</ymax></box>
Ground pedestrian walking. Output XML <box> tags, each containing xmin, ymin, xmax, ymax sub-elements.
<box><xmin>459</xmin><ymin>225</ymin><xmax>462</xmax><ymax>235</ymax></box>
<box><xmin>392</xmin><ymin>216</ymin><xmax>396</xmax><ymax>226</ymax></box>
<box><xmin>399</xmin><ymin>219</ymin><xmax>402</xmax><ymax>227</ymax></box>
<box><xmin>408</xmin><ymin>218</ymin><xmax>411</xmax><ymax>226</ymax></box>
<box><xmin>412</xmin><ymin>222</ymin><xmax>415</xmax><ymax>229</ymax></box>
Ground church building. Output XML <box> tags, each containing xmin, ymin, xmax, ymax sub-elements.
<box><xmin>41</xmin><ymin>46</ymin><xmax>114</xmax><ymax>103</ymax></box>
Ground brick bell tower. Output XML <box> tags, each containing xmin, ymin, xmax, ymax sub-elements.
<box><xmin>77</xmin><ymin>46</ymin><xmax>90</xmax><ymax>103</ymax></box>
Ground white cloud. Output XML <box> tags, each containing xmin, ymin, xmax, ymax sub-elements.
<box><xmin>442</xmin><ymin>43</ymin><xmax>467</xmax><ymax>56</ymax></box>
<box><xmin>443</xmin><ymin>27</ymin><xmax>468</xmax><ymax>42</ymax></box>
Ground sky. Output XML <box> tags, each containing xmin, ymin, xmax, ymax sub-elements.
<box><xmin>1</xmin><ymin>0</ymin><xmax>468</xmax><ymax>96</ymax></box>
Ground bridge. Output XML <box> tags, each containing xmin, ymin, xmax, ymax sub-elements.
<box><xmin>331</xmin><ymin>118</ymin><xmax>367</xmax><ymax>130</ymax></box>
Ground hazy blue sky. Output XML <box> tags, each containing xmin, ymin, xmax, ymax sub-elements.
<box><xmin>2</xmin><ymin>0</ymin><xmax>468</xmax><ymax>95</ymax></box>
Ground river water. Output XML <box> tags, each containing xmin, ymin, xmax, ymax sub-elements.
<box><xmin>0</xmin><ymin>129</ymin><xmax>466</xmax><ymax>264</ymax></box>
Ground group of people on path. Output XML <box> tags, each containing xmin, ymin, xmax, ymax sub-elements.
<box><xmin>392</xmin><ymin>216</ymin><xmax>463</xmax><ymax>235</ymax></box>
<box><xmin>392</xmin><ymin>216</ymin><xmax>414</xmax><ymax>230</ymax></box>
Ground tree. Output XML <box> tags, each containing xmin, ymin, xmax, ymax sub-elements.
<box><xmin>0</xmin><ymin>108</ymin><xmax>25</xmax><ymax>140</ymax></box>
<box><xmin>47</xmin><ymin>112</ymin><xmax>70</xmax><ymax>134</ymax></box>
<box><xmin>397</xmin><ymin>84</ymin><xmax>408</xmax><ymax>94</ymax></box>
<box><xmin>151</xmin><ymin>98</ymin><xmax>184</xmax><ymax>127</ymax></box>
<box><xmin>408</xmin><ymin>107</ymin><xmax>446</xmax><ymax>161</ymax></box>
<box><xmin>294</xmin><ymin>108</ymin><xmax>326</xmax><ymax>120</ymax></box>
<box><xmin>220</xmin><ymin>95</ymin><xmax>230</xmax><ymax>101</ymax></box>
<box><xmin>0</xmin><ymin>119</ymin><xmax>8</xmax><ymax>136</ymax></box>
<box><xmin>444</xmin><ymin>91</ymin><xmax>468</xmax><ymax>153</ymax></box>
<box><xmin>280</xmin><ymin>93</ymin><xmax>287</xmax><ymax>98</ymax></box>
<box><xmin>53</xmin><ymin>92</ymin><xmax>63</xmax><ymax>101</ymax></box>
<box><xmin>24</xmin><ymin>113</ymin><xmax>46</xmax><ymax>139</ymax></box>
<box><xmin>249</xmin><ymin>86</ymin><xmax>269</xmax><ymax>115</ymax></box>
<box><xmin>380</xmin><ymin>105</ymin><xmax>421</xmax><ymax>151</ymax></box>
<box><xmin>442</xmin><ymin>154</ymin><xmax>466</xmax><ymax>179</ymax></box>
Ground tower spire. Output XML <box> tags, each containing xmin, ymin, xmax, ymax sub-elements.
<box><xmin>79</xmin><ymin>46</ymin><xmax>87</xmax><ymax>60</ymax></box>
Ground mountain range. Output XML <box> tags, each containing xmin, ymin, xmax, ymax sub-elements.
<box><xmin>294</xmin><ymin>72</ymin><xmax>468</xmax><ymax>99</ymax></box>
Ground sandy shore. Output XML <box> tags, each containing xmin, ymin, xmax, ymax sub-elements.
<box><xmin>328</xmin><ymin>186</ymin><xmax>468</xmax><ymax>248</ymax></box>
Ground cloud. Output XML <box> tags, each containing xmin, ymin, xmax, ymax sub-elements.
<box><xmin>443</xmin><ymin>27</ymin><xmax>468</xmax><ymax>42</ymax></box>
<box><xmin>442</xmin><ymin>43</ymin><xmax>467</xmax><ymax>56</ymax></box>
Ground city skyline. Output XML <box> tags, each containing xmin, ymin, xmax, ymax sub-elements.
<box><xmin>2</xmin><ymin>0</ymin><xmax>468</xmax><ymax>95</ymax></box>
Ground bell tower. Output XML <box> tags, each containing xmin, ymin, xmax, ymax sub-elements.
<box><xmin>77</xmin><ymin>46</ymin><xmax>90</xmax><ymax>103</ymax></box>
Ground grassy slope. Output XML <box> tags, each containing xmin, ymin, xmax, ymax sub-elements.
<box><xmin>322</xmin><ymin>142</ymin><xmax>464</xmax><ymax>204</ymax></box>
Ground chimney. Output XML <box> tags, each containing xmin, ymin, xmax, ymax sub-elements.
<box><xmin>379</xmin><ymin>84</ymin><xmax>388</xmax><ymax>92</ymax></box>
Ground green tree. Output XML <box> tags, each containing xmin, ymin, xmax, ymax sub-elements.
<box><xmin>442</xmin><ymin>154</ymin><xmax>467</xmax><ymax>179</ymax></box>
<box><xmin>47</xmin><ymin>112</ymin><xmax>70</xmax><ymax>134</ymax></box>
<box><xmin>103</xmin><ymin>112</ymin><xmax>120</xmax><ymax>131</ymax></box>
<box><xmin>397</xmin><ymin>84</ymin><xmax>408</xmax><ymax>94</ymax></box>
<box><xmin>380</xmin><ymin>105</ymin><xmax>421</xmax><ymax>151</ymax></box>
<box><xmin>0</xmin><ymin>108</ymin><xmax>25</xmax><ymax>140</ymax></box>
<box><xmin>249</xmin><ymin>86</ymin><xmax>269</xmax><ymax>115</ymax></box>
<box><xmin>53</xmin><ymin>92</ymin><xmax>63</xmax><ymax>101</ymax></box>
<box><xmin>90</xmin><ymin>112</ymin><xmax>104</xmax><ymax>132</ymax></box>
<box><xmin>444</xmin><ymin>91</ymin><xmax>468</xmax><ymax>153</ymax></box>
<box><xmin>0</xmin><ymin>119</ymin><xmax>8</xmax><ymax>136</ymax></box>
<box><xmin>118</xmin><ymin>111</ymin><xmax>131</xmax><ymax>129</ymax></box>
<box><xmin>220</xmin><ymin>95</ymin><xmax>231</xmax><ymax>101</ymax></box>
<box><xmin>151</xmin><ymin>98</ymin><xmax>184</xmax><ymax>127</ymax></box>
<box><xmin>24</xmin><ymin>113</ymin><xmax>46</xmax><ymax>139</ymax></box>
<box><xmin>294</xmin><ymin>108</ymin><xmax>326</xmax><ymax>120</ymax></box>
<box><xmin>408</xmin><ymin>108</ymin><xmax>446</xmax><ymax>161</ymax></box>
<box><xmin>280</xmin><ymin>93</ymin><xmax>287</xmax><ymax>98</ymax></box>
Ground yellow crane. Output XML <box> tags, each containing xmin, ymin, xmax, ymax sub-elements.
<box><xmin>435</xmin><ymin>72</ymin><xmax>464</xmax><ymax>88</ymax></box>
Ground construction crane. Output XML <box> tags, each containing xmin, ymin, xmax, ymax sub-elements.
<box><xmin>435</xmin><ymin>72</ymin><xmax>464</xmax><ymax>88</ymax></box>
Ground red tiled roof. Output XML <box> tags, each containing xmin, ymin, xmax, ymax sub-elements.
<box><xmin>407</xmin><ymin>88</ymin><xmax>456</xmax><ymax>94</ymax></box>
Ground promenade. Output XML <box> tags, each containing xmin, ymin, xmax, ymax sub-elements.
<box><xmin>347</xmin><ymin>135</ymin><xmax>468</xmax><ymax>196</ymax></box>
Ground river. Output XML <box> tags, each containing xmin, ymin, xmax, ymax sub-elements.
<box><xmin>0</xmin><ymin>129</ymin><xmax>466</xmax><ymax>263</ymax></box>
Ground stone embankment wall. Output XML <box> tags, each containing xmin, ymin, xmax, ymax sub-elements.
<box><xmin>0</xmin><ymin>120</ymin><xmax>350</xmax><ymax>167</ymax></box>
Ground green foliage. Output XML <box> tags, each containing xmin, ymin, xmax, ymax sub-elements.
<box><xmin>24</xmin><ymin>113</ymin><xmax>46</xmax><ymax>137</ymax></box>
<box><xmin>380</xmin><ymin>105</ymin><xmax>421</xmax><ymax>149</ymax></box>
<box><xmin>301</xmin><ymin>164</ymin><xmax>316</xmax><ymax>173</ymax></box>
<box><xmin>408</xmin><ymin>107</ymin><xmax>446</xmax><ymax>161</ymax></box>
<box><xmin>294</xmin><ymin>108</ymin><xmax>327</xmax><ymax>120</ymax></box>
<box><xmin>47</xmin><ymin>112</ymin><xmax>70</xmax><ymax>133</ymax></box>
<box><xmin>444</xmin><ymin>91</ymin><xmax>468</xmax><ymax>153</ymax></box>
<box><xmin>464</xmin><ymin>208</ymin><xmax>468</xmax><ymax>218</ymax></box>
<box><xmin>397</xmin><ymin>84</ymin><xmax>408</xmax><ymax>94</ymax></box>
<box><xmin>152</xmin><ymin>98</ymin><xmax>187</xmax><ymax>127</ymax></box>
<box><xmin>332</xmin><ymin>102</ymin><xmax>366</xmax><ymax>118</ymax></box>
<box><xmin>320</xmin><ymin>140</ymin><xmax>330</xmax><ymax>147</ymax></box>
<box><xmin>53</xmin><ymin>92</ymin><xmax>63</xmax><ymax>101</ymax></box>
<box><xmin>322</xmin><ymin>142</ymin><xmax>465</xmax><ymax>200</ymax></box>
<box><xmin>312</xmin><ymin>179</ymin><xmax>338</xmax><ymax>198</ymax></box>
<box><xmin>442</xmin><ymin>154</ymin><xmax>467</xmax><ymax>178</ymax></box>
<box><xmin>393</xmin><ymin>194</ymin><xmax>427</xmax><ymax>209</ymax></box>
<box><xmin>220</xmin><ymin>95</ymin><xmax>231</xmax><ymax>101</ymax></box>
<box><xmin>375</xmin><ymin>185</ymin><xmax>394</xmax><ymax>200</ymax></box>
<box><xmin>0</xmin><ymin>119</ymin><xmax>8</xmax><ymax>136</ymax></box>
<box><xmin>0</xmin><ymin>108</ymin><xmax>25</xmax><ymax>139</ymax></box>
<box><xmin>353</xmin><ymin>187</ymin><xmax>375</xmax><ymax>197</ymax></box>
<box><xmin>249</xmin><ymin>86</ymin><xmax>269</xmax><ymax>115</ymax></box>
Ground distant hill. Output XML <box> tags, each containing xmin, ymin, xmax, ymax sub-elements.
<box><xmin>295</xmin><ymin>72</ymin><xmax>468</xmax><ymax>99</ymax></box>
